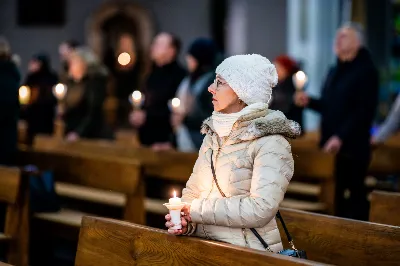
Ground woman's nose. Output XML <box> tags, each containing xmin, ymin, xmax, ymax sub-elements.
<box><xmin>208</xmin><ymin>84</ymin><xmax>216</xmax><ymax>94</ymax></box>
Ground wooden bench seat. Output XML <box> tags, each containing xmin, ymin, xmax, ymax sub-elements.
<box><xmin>75</xmin><ymin>216</ymin><xmax>328</xmax><ymax>266</ymax></box>
<box><xmin>369</xmin><ymin>190</ymin><xmax>400</xmax><ymax>226</ymax></box>
<box><xmin>279</xmin><ymin>208</ymin><xmax>400</xmax><ymax>266</ymax></box>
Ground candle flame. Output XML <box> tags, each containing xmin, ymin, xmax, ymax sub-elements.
<box><xmin>173</xmin><ymin>190</ymin><xmax>176</xmax><ymax>198</ymax></box>
<box><xmin>53</xmin><ymin>83</ymin><xmax>67</xmax><ymax>100</ymax></box>
<box><xmin>131</xmin><ymin>90</ymin><xmax>142</xmax><ymax>101</ymax></box>
<box><xmin>295</xmin><ymin>71</ymin><xmax>306</xmax><ymax>81</ymax></box>
<box><xmin>19</xmin><ymin>86</ymin><xmax>31</xmax><ymax>104</ymax></box>
<box><xmin>171</xmin><ymin>98</ymin><xmax>181</xmax><ymax>108</ymax></box>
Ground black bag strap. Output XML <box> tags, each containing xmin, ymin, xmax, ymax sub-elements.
<box><xmin>210</xmin><ymin>150</ymin><xmax>296</xmax><ymax>251</ymax></box>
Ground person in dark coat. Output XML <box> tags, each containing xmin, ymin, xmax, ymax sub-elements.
<box><xmin>130</xmin><ymin>32</ymin><xmax>186</xmax><ymax>148</ymax></box>
<box><xmin>294</xmin><ymin>23</ymin><xmax>379</xmax><ymax>220</ymax></box>
<box><xmin>64</xmin><ymin>47</ymin><xmax>112</xmax><ymax>141</ymax></box>
<box><xmin>21</xmin><ymin>53</ymin><xmax>58</xmax><ymax>144</ymax></box>
<box><xmin>270</xmin><ymin>55</ymin><xmax>303</xmax><ymax>129</ymax></box>
<box><xmin>0</xmin><ymin>37</ymin><xmax>20</xmax><ymax>166</ymax></box>
<box><xmin>173</xmin><ymin>38</ymin><xmax>219</xmax><ymax>151</ymax></box>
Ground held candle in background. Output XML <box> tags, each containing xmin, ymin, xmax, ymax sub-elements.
<box><xmin>53</xmin><ymin>83</ymin><xmax>67</xmax><ymax>100</ymax></box>
<box><xmin>130</xmin><ymin>90</ymin><xmax>143</xmax><ymax>109</ymax></box>
<box><xmin>19</xmin><ymin>85</ymin><xmax>31</xmax><ymax>105</ymax></box>
<box><xmin>293</xmin><ymin>71</ymin><xmax>307</xmax><ymax>91</ymax></box>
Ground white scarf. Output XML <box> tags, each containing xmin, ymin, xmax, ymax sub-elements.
<box><xmin>212</xmin><ymin>103</ymin><xmax>268</xmax><ymax>137</ymax></box>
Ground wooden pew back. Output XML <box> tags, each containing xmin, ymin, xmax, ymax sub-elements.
<box><xmin>0</xmin><ymin>166</ymin><xmax>29</xmax><ymax>266</ymax></box>
<box><xmin>33</xmin><ymin>135</ymin><xmax>336</xmax><ymax>213</ymax></box>
<box><xmin>75</xmin><ymin>216</ymin><xmax>328</xmax><ymax>266</ymax></box>
<box><xmin>279</xmin><ymin>208</ymin><xmax>400</xmax><ymax>266</ymax></box>
<box><xmin>19</xmin><ymin>148</ymin><xmax>145</xmax><ymax>224</ymax></box>
<box><xmin>369</xmin><ymin>190</ymin><xmax>400</xmax><ymax>226</ymax></box>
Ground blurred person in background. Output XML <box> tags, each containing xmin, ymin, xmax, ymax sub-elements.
<box><xmin>173</xmin><ymin>38</ymin><xmax>218</xmax><ymax>152</ymax></box>
<box><xmin>371</xmin><ymin>93</ymin><xmax>400</xmax><ymax>144</ymax></box>
<box><xmin>130</xmin><ymin>32</ymin><xmax>186</xmax><ymax>150</ymax></box>
<box><xmin>270</xmin><ymin>55</ymin><xmax>303</xmax><ymax>129</ymax></box>
<box><xmin>59</xmin><ymin>39</ymin><xmax>79</xmax><ymax>82</ymax></box>
<box><xmin>21</xmin><ymin>53</ymin><xmax>58</xmax><ymax>144</ymax></box>
<box><xmin>0</xmin><ymin>36</ymin><xmax>20</xmax><ymax>166</ymax></box>
<box><xmin>64</xmin><ymin>47</ymin><xmax>112</xmax><ymax>141</ymax></box>
<box><xmin>294</xmin><ymin>22</ymin><xmax>379</xmax><ymax>220</ymax></box>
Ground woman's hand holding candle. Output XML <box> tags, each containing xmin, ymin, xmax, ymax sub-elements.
<box><xmin>165</xmin><ymin>204</ymin><xmax>191</xmax><ymax>235</ymax></box>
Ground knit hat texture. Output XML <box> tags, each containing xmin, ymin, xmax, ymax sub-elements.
<box><xmin>216</xmin><ymin>54</ymin><xmax>278</xmax><ymax>105</ymax></box>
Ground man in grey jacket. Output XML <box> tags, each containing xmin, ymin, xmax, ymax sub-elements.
<box><xmin>372</xmin><ymin>94</ymin><xmax>400</xmax><ymax>143</ymax></box>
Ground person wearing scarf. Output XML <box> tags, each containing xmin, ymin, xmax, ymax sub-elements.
<box><xmin>165</xmin><ymin>54</ymin><xmax>301</xmax><ymax>252</ymax></box>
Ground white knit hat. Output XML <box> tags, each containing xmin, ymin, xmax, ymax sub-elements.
<box><xmin>216</xmin><ymin>54</ymin><xmax>278</xmax><ymax>105</ymax></box>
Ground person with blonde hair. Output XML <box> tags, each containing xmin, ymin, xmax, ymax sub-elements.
<box><xmin>64</xmin><ymin>47</ymin><xmax>112</xmax><ymax>141</ymax></box>
<box><xmin>165</xmin><ymin>54</ymin><xmax>300</xmax><ymax>252</ymax></box>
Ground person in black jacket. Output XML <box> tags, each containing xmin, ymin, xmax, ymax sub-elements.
<box><xmin>21</xmin><ymin>53</ymin><xmax>58</xmax><ymax>144</ymax></box>
<box><xmin>130</xmin><ymin>32</ymin><xmax>186</xmax><ymax>148</ymax></box>
<box><xmin>0</xmin><ymin>37</ymin><xmax>20</xmax><ymax>166</ymax></box>
<box><xmin>64</xmin><ymin>47</ymin><xmax>112</xmax><ymax>141</ymax></box>
<box><xmin>294</xmin><ymin>23</ymin><xmax>379</xmax><ymax>220</ymax></box>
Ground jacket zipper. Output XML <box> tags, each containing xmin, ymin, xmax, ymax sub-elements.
<box><xmin>203</xmin><ymin>129</ymin><xmax>236</xmax><ymax>240</ymax></box>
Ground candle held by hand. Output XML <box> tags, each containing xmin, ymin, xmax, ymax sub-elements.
<box><xmin>53</xmin><ymin>83</ymin><xmax>67</xmax><ymax>101</ymax></box>
<box><xmin>169</xmin><ymin>190</ymin><xmax>182</xmax><ymax>205</ymax></box>
<box><xmin>19</xmin><ymin>85</ymin><xmax>31</xmax><ymax>105</ymax></box>
<box><xmin>293</xmin><ymin>71</ymin><xmax>307</xmax><ymax>91</ymax></box>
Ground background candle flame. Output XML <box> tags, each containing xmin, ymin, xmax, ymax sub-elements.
<box><xmin>173</xmin><ymin>190</ymin><xmax>176</xmax><ymax>198</ymax></box>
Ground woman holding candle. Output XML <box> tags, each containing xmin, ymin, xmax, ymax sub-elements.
<box><xmin>269</xmin><ymin>55</ymin><xmax>303</xmax><ymax>129</ymax></box>
<box><xmin>64</xmin><ymin>47</ymin><xmax>113</xmax><ymax>141</ymax></box>
<box><xmin>165</xmin><ymin>54</ymin><xmax>301</xmax><ymax>252</ymax></box>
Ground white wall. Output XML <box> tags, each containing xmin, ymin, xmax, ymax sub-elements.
<box><xmin>225</xmin><ymin>0</ymin><xmax>287</xmax><ymax>60</ymax></box>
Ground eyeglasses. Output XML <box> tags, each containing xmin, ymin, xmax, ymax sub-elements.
<box><xmin>214</xmin><ymin>79</ymin><xmax>227</xmax><ymax>90</ymax></box>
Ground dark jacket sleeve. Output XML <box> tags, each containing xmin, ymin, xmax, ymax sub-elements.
<box><xmin>336</xmin><ymin>67</ymin><xmax>379</xmax><ymax>141</ymax></box>
<box><xmin>74</xmin><ymin>76</ymin><xmax>106</xmax><ymax>136</ymax></box>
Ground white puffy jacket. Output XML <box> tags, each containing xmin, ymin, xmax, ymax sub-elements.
<box><xmin>181</xmin><ymin>108</ymin><xmax>300</xmax><ymax>252</ymax></box>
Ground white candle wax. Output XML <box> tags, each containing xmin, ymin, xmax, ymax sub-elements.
<box><xmin>169</xmin><ymin>191</ymin><xmax>182</xmax><ymax>205</ymax></box>
<box><xmin>169</xmin><ymin>209</ymin><xmax>182</xmax><ymax>229</ymax></box>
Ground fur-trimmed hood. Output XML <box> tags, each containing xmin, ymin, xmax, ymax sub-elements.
<box><xmin>201</xmin><ymin>107</ymin><xmax>301</xmax><ymax>145</ymax></box>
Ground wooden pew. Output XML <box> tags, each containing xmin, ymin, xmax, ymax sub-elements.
<box><xmin>369</xmin><ymin>190</ymin><xmax>400</xmax><ymax>226</ymax></box>
<box><xmin>0</xmin><ymin>166</ymin><xmax>29</xmax><ymax>266</ymax></box>
<box><xmin>75</xmin><ymin>216</ymin><xmax>328</xmax><ymax>266</ymax></box>
<box><xmin>18</xmin><ymin>148</ymin><xmax>143</xmax><ymax>239</ymax></box>
<box><xmin>33</xmin><ymin>135</ymin><xmax>336</xmax><ymax>214</ymax></box>
<box><xmin>279</xmin><ymin>208</ymin><xmax>400</xmax><ymax>266</ymax></box>
<box><xmin>0</xmin><ymin>262</ymin><xmax>14</xmax><ymax>266</ymax></box>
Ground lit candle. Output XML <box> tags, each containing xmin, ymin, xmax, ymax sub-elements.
<box><xmin>293</xmin><ymin>71</ymin><xmax>308</xmax><ymax>91</ymax></box>
<box><xmin>53</xmin><ymin>83</ymin><xmax>67</xmax><ymax>101</ymax></box>
<box><xmin>169</xmin><ymin>190</ymin><xmax>182</xmax><ymax>205</ymax></box>
<box><xmin>118</xmin><ymin>52</ymin><xmax>131</xmax><ymax>66</ymax></box>
<box><xmin>164</xmin><ymin>190</ymin><xmax>184</xmax><ymax>230</ymax></box>
<box><xmin>19</xmin><ymin>85</ymin><xmax>31</xmax><ymax>105</ymax></box>
<box><xmin>130</xmin><ymin>90</ymin><xmax>143</xmax><ymax>109</ymax></box>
